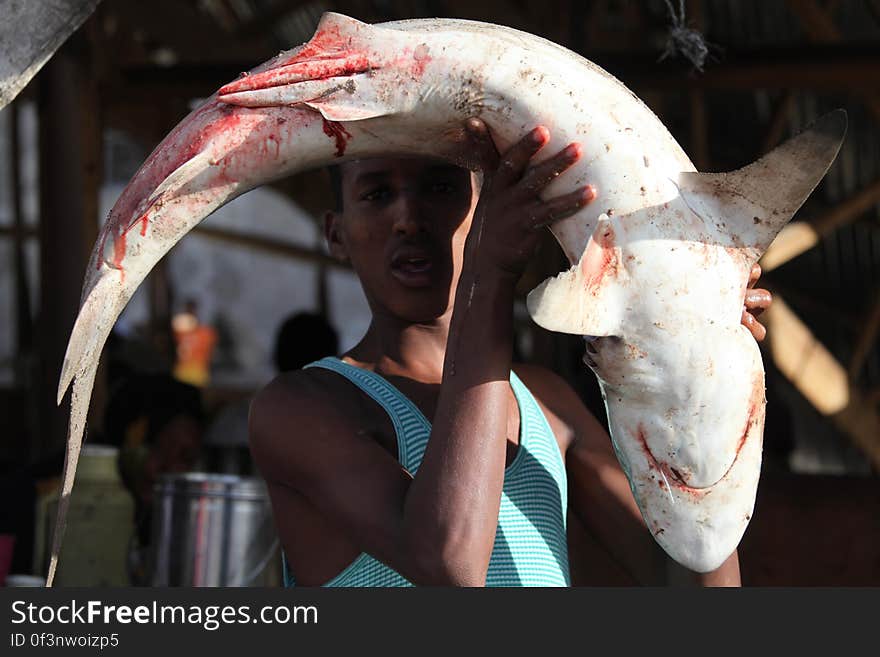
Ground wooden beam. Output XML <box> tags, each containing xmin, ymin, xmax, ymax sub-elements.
<box><xmin>9</xmin><ymin>101</ymin><xmax>33</xmax><ymax>361</ymax></box>
<box><xmin>191</xmin><ymin>224</ymin><xmax>347</xmax><ymax>269</ymax></box>
<box><xmin>37</xmin><ymin>32</ymin><xmax>102</xmax><ymax>457</ymax></box>
<box><xmin>848</xmin><ymin>292</ymin><xmax>880</xmax><ymax>380</ymax></box>
<box><xmin>109</xmin><ymin>0</ymin><xmax>268</xmax><ymax>67</ymax></box>
<box><xmin>763</xmin><ymin>280</ymin><xmax>860</xmax><ymax>329</ymax></box>
<box><xmin>760</xmin><ymin>222</ymin><xmax>820</xmax><ymax>272</ymax></box>
<box><xmin>0</xmin><ymin>225</ymin><xmax>37</xmax><ymax>238</ymax></box>
<box><xmin>613</xmin><ymin>45</ymin><xmax>880</xmax><ymax>91</ymax></box>
<box><xmin>784</xmin><ymin>0</ymin><xmax>841</xmax><ymax>42</ymax></box>
<box><xmin>761</xmin><ymin>91</ymin><xmax>797</xmax><ymax>153</ymax></box>
<box><xmin>784</xmin><ymin>0</ymin><xmax>880</xmax><ymax>123</ymax></box>
<box><xmin>764</xmin><ymin>295</ymin><xmax>880</xmax><ymax>468</ymax></box>
<box><xmin>760</xmin><ymin>176</ymin><xmax>880</xmax><ymax>272</ymax></box>
<box><xmin>109</xmin><ymin>44</ymin><xmax>880</xmax><ymax>103</ymax></box>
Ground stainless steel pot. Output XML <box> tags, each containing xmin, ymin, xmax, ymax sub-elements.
<box><xmin>149</xmin><ymin>473</ymin><xmax>278</xmax><ymax>586</ymax></box>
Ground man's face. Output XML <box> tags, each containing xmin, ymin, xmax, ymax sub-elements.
<box><xmin>325</xmin><ymin>157</ymin><xmax>478</xmax><ymax>323</ymax></box>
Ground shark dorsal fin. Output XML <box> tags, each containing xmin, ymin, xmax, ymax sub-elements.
<box><xmin>678</xmin><ymin>109</ymin><xmax>847</xmax><ymax>257</ymax></box>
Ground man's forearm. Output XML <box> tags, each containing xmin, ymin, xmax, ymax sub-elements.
<box><xmin>400</xmin><ymin>270</ymin><xmax>517</xmax><ymax>584</ymax></box>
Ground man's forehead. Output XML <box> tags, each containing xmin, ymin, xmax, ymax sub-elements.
<box><xmin>340</xmin><ymin>157</ymin><xmax>467</xmax><ymax>182</ymax></box>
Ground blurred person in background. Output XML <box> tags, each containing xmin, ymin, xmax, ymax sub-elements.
<box><xmin>103</xmin><ymin>374</ymin><xmax>205</xmax><ymax>584</ymax></box>
<box><xmin>172</xmin><ymin>299</ymin><xmax>218</xmax><ymax>387</ymax></box>
<box><xmin>274</xmin><ymin>312</ymin><xmax>340</xmax><ymax>373</ymax></box>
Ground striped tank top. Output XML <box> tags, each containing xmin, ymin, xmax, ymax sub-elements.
<box><xmin>282</xmin><ymin>356</ymin><xmax>570</xmax><ymax>587</ymax></box>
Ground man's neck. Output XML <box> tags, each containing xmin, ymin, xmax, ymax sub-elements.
<box><xmin>346</xmin><ymin>314</ymin><xmax>452</xmax><ymax>383</ymax></box>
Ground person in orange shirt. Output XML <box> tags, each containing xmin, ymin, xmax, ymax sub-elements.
<box><xmin>172</xmin><ymin>299</ymin><xmax>218</xmax><ymax>388</ymax></box>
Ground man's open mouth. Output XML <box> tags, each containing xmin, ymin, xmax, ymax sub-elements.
<box><xmin>390</xmin><ymin>248</ymin><xmax>435</xmax><ymax>286</ymax></box>
<box><xmin>394</xmin><ymin>257</ymin><xmax>432</xmax><ymax>274</ymax></box>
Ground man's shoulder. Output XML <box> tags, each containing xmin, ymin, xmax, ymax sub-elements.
<box><xmin>511</xmin><ymin>362</ymin><xmax>607</xmax><ymax>453</ymax></box>
<box><xmin>253</xmin><ymin>367</ymin><xmax>333</xmax><ymax>411</ymax></box>
<box><xmin>249</xmin><ymin>367</ymin><xmax>361</xmax><ymax>443</ymax></box>
<box><xmin>512</xmin><ymin>362</ymin><xmax>579</xmax><ymax>406</ymax></box>
<box><xmin>248</xmin><ymin>366</ymin><xmax>378</xmax><ymax>486</ymax></box>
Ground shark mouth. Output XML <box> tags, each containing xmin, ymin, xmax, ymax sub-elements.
<box><xmin>634</xmin><ymin>417</ymin><xmax>752</xmax><ymax>496</ymax></box>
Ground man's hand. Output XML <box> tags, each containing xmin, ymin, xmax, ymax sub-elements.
<box><xmin>460</xmin><ymin>118</ymin><xmax>595</xmax><ymax>282</ymax></box>
<box><xmin>741</xmin><ymin>263</ymin><xmax>772</xmax><ymax>341</ymax></box>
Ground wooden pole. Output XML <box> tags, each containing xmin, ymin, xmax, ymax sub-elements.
<box><xmin>760</xmin><ymin>177</ymin><xmax>880</xmax><ymax>271</ymax></box>
<box><xmin>9</xmin><ymin>102</ymin><xmax>32</xmax><ymax>375</ymax></box>
<box><xmin>36</xmin><ymin>31</ymin><xmax>101</xmax><ymax>459</ymax></box>
<box><xmin>192</xmin><ymin>224</ymin><xmax>347</xmax><ymax>269</ymax></box>
<box><xmin>763</xmin><ymin>295</ymin><xmax>880</xmax><ymax>468</ymax></box>
<box><xmin>761</xmin><ymin>91</ymin><xmax>796</xmax><ymax>153</ymax></box>
<box><xmin>848</xmin><ymin>293</ymin><xmax>880</xmax><ymax>381</ymax></box>
<box><xmin>6</xmin><ymin>100</ymin><xmax>34</xmax><ymax>465</ymax></box>
<box><xmin>784</xmin><ymin>0</ymin><xmax>880</xmax><ymax>124</ymax></box>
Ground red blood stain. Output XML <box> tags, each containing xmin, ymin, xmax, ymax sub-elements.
<box><xmin>734</xmin><ymin>373</ymin><xmax>765</xmax><ymax>457</ymax></box>
<box><xmin>322</xmin><ymin>118</ymin><xmax>352</xmax><ymax>156</ymax></box>
<box><xmin>634</xmin><ymin>424</ymin><xmax>703</xmax><ymax>496</ymax></box>
<box><xmin>219</xmin><ymin>54</ymin><xmax>374</xmax><ymax>95</ymax></box>
<box><xmin>581</xmin><ymin>223</ymin><xmax>618</xmax><ymax>294</ymax></box>
<box><xmin>411</xmin><ymin>43</ymin><xmax>432</xmax><ymax>76</ymax></box>
<box><xmin>112</xmin><ymin>228</ymin><xmax>127</xmax><ymax>283</ymax></box>
<box><xmin>139</xmin><ymin>215</ymin><xmax>149</xmax><ymax>237</ymax></box>
<box><xmin>293</xmin><ymin>25</ymin><xmax>347</xmax><ymax>62</ymax></box>
<box><xmin>633</xmin><ymin>381</ymin><xmax>762</xmax><ymax>496</ymax></box>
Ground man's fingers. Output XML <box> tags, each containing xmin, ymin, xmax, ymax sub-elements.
<box><xmin>747</xmin><ymin>263</ymin><xmax>762</xmax><ymax>288</ymax></box>
<box><xmin>463</xmin><ymin>117</ymin><xmax>500</xmax><ymax>170</ymax></box>
<box><xmin>495</xmin><ymin>126</ymin><xmax>550</xmax><ymax>188</ymax></box>
<box><xmin>516</xmin><ymin>143</ymin><xmax>583</xmax><ymax>198</ymax></box>
<box><xmin>744</xmin><ymin>288</ymin><xmax>772</xmax><ymax>311</ymax></box>
<box><xmin>741</xmin><ymin>309</ymin><xmax>767</xmax><ymax>342</ymax></box>
<box><xmin>530</xmin><ymin>185</ymin><xmax>596</xmax><ymax>230</ymax></box>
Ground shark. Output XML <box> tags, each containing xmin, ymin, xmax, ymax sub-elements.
<box><xmin>48</xmin><ymin>12</ymin><xmax>845</xmax><ymax>584</ymax></box>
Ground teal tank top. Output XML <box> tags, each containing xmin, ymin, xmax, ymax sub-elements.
<box><xmin>282</xmin><ymin>356</ymin><xmax>570</xmax><ymax>587</ymax></box>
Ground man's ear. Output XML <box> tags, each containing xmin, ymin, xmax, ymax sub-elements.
<box><xmin>323</xmin><ymin>210</ymin><xmax>349</xmax><ymax>263</ymax></box>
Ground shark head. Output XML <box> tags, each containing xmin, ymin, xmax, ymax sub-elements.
<box><xmin>528</xmin><ymin>110</ymin><xmax>847</xmax><ymax>571</ymax></box>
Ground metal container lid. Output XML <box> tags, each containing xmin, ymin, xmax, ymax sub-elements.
<box><xmin>153</xmin><ymin>472</ymin><xmax>268</xmax><ymax>501</ymax></box>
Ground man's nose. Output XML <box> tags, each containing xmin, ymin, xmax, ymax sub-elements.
<box><xmin>391</xmin><ymin>191</ymin><xmax>427</xmax><ymax>236</ymax></box>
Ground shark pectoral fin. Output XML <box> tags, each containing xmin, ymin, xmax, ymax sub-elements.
<box><xmin>301</xmin><ymin>74</ymin><xmax>398</xmax><ymax>121</ymax></box>
<box><xmin>678</xmin><ymin>109</ymin><xmax>847</xmax><ymax>258</ymax></box>
<box><xmin>304</xmin><ymin>102</ymin><xmax>390</xmax><ymax>121</ymax></box>
<box><xmin>527</xmin><ymin>215</ymin><xmax>625</xmax><ymax>336</ymax></box>
<box><xmin>218</xmin><ymin>11</ymin><xmax>403</xmax><ymax>120</ymax></box>
<box><xmin>219</xmin><ymin>69</ymin><xmax>398</xmax><ymax>121</ymax></box>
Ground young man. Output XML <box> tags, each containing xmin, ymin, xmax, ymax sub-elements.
<box><xmin>248</xmin><ymin>119</ymin><xmax>771</xmax><ymax>587</ymax></box>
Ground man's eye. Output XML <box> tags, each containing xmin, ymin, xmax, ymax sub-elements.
<box><xmin>361</xmin><ymin>187</ymin><xmax>392</xmax><ymax>202</ymax></box>
<box><xmin>429</xmin><ymin>181</ymin><xmax>456</xmax><ymax>194</ymax></box>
